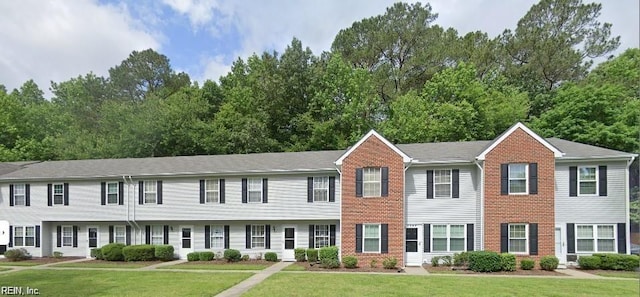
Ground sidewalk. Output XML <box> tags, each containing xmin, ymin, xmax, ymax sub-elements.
<box><xmin>215</xmin><ymin>261</ymin><xmax>292</xmax><ymax>297</ymax></box>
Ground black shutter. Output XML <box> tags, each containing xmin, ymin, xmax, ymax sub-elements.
<box><xmin>9</xmin><ymin>184</ymin><xmax>14</xmax><ymax>206</ymax></box>
<box><xmin>355</xmin><ymin>168</ymin><xmax>363</xmax><ymax>197</ymax></box>
<box><xmin>567</xmin><ymin>223</ymin><xmax>575</xmax><ymax>253</ymax></box>
<box><xmin>35</xmin><ymin>225</ymin><xmax>40</xmax><ymax>248</ymax></box>
<box><xmin>381</xmin><ymin>167</ymin><xmax>389</xmax><ymax>197</ymax></box>
<box><xmin>617</xmin><ymin>223</ymin><xmax>626</xmax><ymax>254</ymax></box>
<box><xmin>126</xmin><ymin>226</ymin><xmax>131</xmax><ymax>245</ymax></box>
<box><xmin>219</xmin><ymin>179</ymin><xmax>225</xmax><ymax>203</ymax></box>
<box><xmin>452</xmin><ymin>169</ymin><xmax>460</xmax><ymax>198</ymax></box>
<box><xmin>138</xmin><ymin>181</ymin><xmax>144</xmax><ymax>204</ymax></box>
<box><xmin>330</xmin><ymin>225</ymin><xmax>336</xmax><ymax>246</ymax></box>
<box><xmin>265</xmin><ymin>225</ymin><xmax>271</xmax><ymax>249</ymax></box>
<box><xmin>157</xmin><ymin>181</ymin><xmax>163</xmax><ymax>204</ymax></box>
<box><xmin>500</xmin><ymin>164</ymin><xmax>509</xmax><ymax>195</ymax></box>
<box><xmin>8</xmin><ymin>226</ymin><xmax>12</xmax><ymax>247</ymax></box>
<box><xmin>64</xmin><ymin>183</ymin><xmax>69</xmax><ymax>205</ymax></box>
<box><xmin>424</xmin><ymin>224</ymin><xmax>430</xmax><ymax>252</ymax></box>
<box><xmin>529</xmin><ymin>223</ymin><xmax>538</xmax><ymax>255</ymax></box>
<box><xmin>25</xmin><ymin>184</ymin><xmax>30</xmax><ymax>206</ymax></box>
<box><xmin>599</xmin><ymin>166</ymin><xmax>607</xmax><ymax>196</ymax></box>
<box><xmin>101</xmin><ymin>182</ymin><xmax>106</xmax><ymax>205</ymax></box>
<box><xmin>56</xmin><ymin>225</ymin><xmax>61</xmax><ymax>247</ymax></box>
<box><xmin>569</xmin><ymin>167</ymin><xmax>577</xmax><ymax>197</ymax></box>
<box><xmin>355</xmin><ymin>224</ymin><xmax>363</xmax><ymax>253</ymax></box>
<box><xmin>241</xmin><ymin>179</ymin><xmax>248</xmax><ymax>203</ymax></box>
<box><xmin>109</xmin><ymin>226</ymin><xmax>114</xmax><ymax>243</ymax></box>
<box><xmin>262</xmin><ymin>178</ymin><xmax>268</xmax><ymax>203</ymax></box>
<box><xmin>72</xmin><ymin>225</ymin><xmax>78</xmax><ymax>247</ymax></box>
<box><xmin>309</xmin><ymin>224</ymin><xmax>315</xmax><ymax>248</ymax></box>
<box><xmin>118</xmin><ymin>182</ymin><xmax>124</xmax><ymax>205</ymax></box>
<box><xmin>205</xmin><ymin>225</ymin><xmax>211</xmax><ymax>249</ymax></box>
<box><xmin>529</xmin><ymin>163</ymin><xmax>538</xmax><ymax>195</ymax></box>
<box><xmin>145</xmin><ymin>225</ymin><xmax>151</xmax><ymax>244</ymax></box>
<box><xmin>163</xmin><ymin>225</ymin><xmax>169</xmax><ymax>244</ymax></box>
<box><xmin>500</xmin><ymin>223</ymin><xmax>508</xmax><ymax>253</ymax></box>
<box><xmin>224</xmin><ymin>225</ymin><xmax>230</xmax><ymax>249</ymax></box>
<box><xmin>329</xmin><ymin>176</ymin><xmax>336</xmax><ymax>202</ymax></box>
<box><xmin>245</xmin><ymin>225</ymin><xmax>251</xmax><ymax>249</ymax></box>
<box><xmin>381</xmin><ymin>224</ymin><xmax>388</xmax><ymax>253</ymax></box>
<box><xmin>466</xmin><ymin>224</ymin><xmax>474</xmax><ymax>251</ymax></box>
<box><xmin>48</xmin><ymin>184</ymin><xmax>53</xmax><ymax>206</ymax></box>
<box><xmin>199</xmin><ymin>180</ymin><xmax>205</xmax><ymax>204</ymax></box>
<box><xmin>426</xmin><ymin>170</ymin><xmax>434</xmax><ymax>199</ymax></box>
<box><xmin>307</xmin><ymin>177</ymin><xmax>314</xmax><ymax>203</ymax></box>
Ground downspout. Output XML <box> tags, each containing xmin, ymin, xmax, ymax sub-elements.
<box><xmin>475</xmin><ymin>160</ymin><xmax>484</xmax><ymax>250</ymax></box>
<box><xmin>128</xmin><ymin>176</ymin><xmax>141</xmax><ymax>243</ymax></box>
<box><xmin>334</xmin><ymin>165</ymin><xmax>342</xmax><ymax>261</ymax></box>
<box><xmin>403</xmin><ymin>160</ymin><xmax>413</xmax><ymax>268</ymax></box>
<box><xmin>625</xmin><ymin>156</ymin><xmax>636</xmax><ymax>255</ymax></box>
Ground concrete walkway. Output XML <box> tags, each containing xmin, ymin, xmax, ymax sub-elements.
<box><xmin>403</xmin><ymin>266</ymin><xmax>430</xmax><ymax>275</ymax></box>
<box><xmin>215</xmin><ymin>261</ymin><xmax>293</xmax><ymax>297</ymax></box>
<box><xmin>141</xmin><ymin>259</ymin><xmax>187</xmax><ymax>270</ymax></box>
<box><xmin>555</xmin><ymin>268</ymin><xmax>604</xmax><ymax>279</ymax></box>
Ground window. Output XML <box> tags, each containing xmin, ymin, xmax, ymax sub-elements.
<box><xmin>432</xmin><ymin>225</ymin><xmax>447</xmax><ymax>252</ymax></box>
<box><xmin>205</xmin><ymin>179</ymin><xmax>220</xmax><ymax>203</ymax></box>
<box><xmin>432</xmin><ymin>225</ymin><xmax>465</xmax><ymax>252</ymax></box>
<box><xmin>363</xmin><ymin>224</ymin><xmax>380</xmax><ymax>252</ymax></box>
<box><xmin>13</xmin><ymin>184</ymin><xmax>26</xmax><ymax>206</ymax></box>
<box><xmin>144</xmin><ymin>181</ymin><xmax>157</xmax><ymax>204</ymax></box>
<box><xmin>151</xmin><ymin>225</ymin><xmax>163</xmax><ymax>245</ymax></box>
<box><xmin>508</xmin><ymin>164</ymin><xmax>527</xmax><ymax>194</ymax></box>
<box><xmin>314</xmin><ymin>225</ymin><xmax>330</xmax><ymax>249</ymax></box>
<box><xmin>53</xmin><ymin>183</ymin><xmax>65</xmax><ymax>205</ymax></box>
<box><xmin>248</xmin><ymin>179</ymin><xmax>262</xmax><ymax>203</ymax></box>
<box><xmin>576</xmin><ymin>224</ymin><xmax>615</xmax><ymax>252</ymax></box>
<box><xmin>434</xmin><ymin>170</ymin><xmax>451</xmax><ymax>198</ymax></box>
<box><xmin>13</xmin><ymin>226</ymin><xmax>35</xmax><ymax>247</ymax></box>
<box><xmin>449</xmin><ymin>225</ymin><xmax>465</xmax><ymax>251</ymax></box>
<box><xmin>210</xmin><ymin>225</ymin><xmax>225</xmax><ymax>249</ymax></box>
<box><xmin>578</xmin><ymin>166</ymin><xmax>597</xmax><ymax>195</ymax></box>
<box><xmin>509</xmin><ymin>224</ymin><xmax>528</xmax><ymax>253</ymax></box>
<box><xmin>313</xmin><ymin>177</ymin><xmax>329</xmax><ymax>202</ymax></box>
<box><xmin>251</xmin><ymin>225</ymin><xmax>265</xmax><ymax>249</ymax></box>
<box><xmin>363</xmin><ymin>168</ymin><xmax>381</xmax><ymax>197</ymax></box>
<box><xmin>62</xmin><ymin>226</ymin><xmax>73</xmax><ymax>247</ymax></box>
<box><xmin>114</xmin><ymin>226</ymin><xmax>126</xmax><ymax>244</ymax></box>
<box><xmin>107</xmin><ymin>182</ymin><xmax>119</xmax><ymax>204</ymax></box>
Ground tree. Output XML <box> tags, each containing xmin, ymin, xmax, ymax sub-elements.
<box><xmin>51</xmin><ymin>73</ymin><xmax>113</xmax><ymax>131</ymax></box>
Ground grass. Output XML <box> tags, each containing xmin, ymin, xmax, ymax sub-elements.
<box><xmin>0</xmin><ymin>270</ymin><xmax>252</xmax><ymax>297</ymax></box>
<box><xmin>593</xmin><ymin>270</ymin><xmax>640</xmax><ymax>279</ymax></box>
<box><xmin>160</xmin><ymin>262</ymin><xmax>270</xmax><ymax>270</ymax></box>
<box><xmin>281</xmin><ymin>264</ymin><xmax>306</xmax><ymax>271</ymax></box>
<box><xmin>0</xmin><ymin>267</ymin><xmax>11</xmax><ymax>271</ymax></box>
<box><xmin>245</xmin><ymin>273</ymin><xmax>639</xmax><ymax>297</ymax></box>
<box><xmin>0</xmin><ymin>261</ymin><xmax>42</xmax><ymax>266</ymax></box>
<box><xmin>50</xmin><ymin>261</ymin><xmax>158</xmax><ymax>269</ymax></box>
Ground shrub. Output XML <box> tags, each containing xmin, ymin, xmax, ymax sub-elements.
<box><xmin>441</xmin><ymin>255</ymin><xmax>453</xmax><ymax>266</ymax></box>
<box><xmin>154</xmin><ymin>245</ymin><xmax>174</xmax><ymax>261</ymax></box>
<box><xmin>264</xmin><ymin>252</ymin><xmax>278</xmax><ymax>262</ymax></box>
<box><xmin>618</xmin><ymin>255</ymin><xmax>640</xmax><ymax>271</ymax></box>
<box><xmin>241</xmin><ymin>254</ymin><xmax>250</xmax><ymax>261</ymax></box>
<box><xmin>321</xmin><ymin>258</ymin><xmax>340</xmax><ymax>269</ymax></box>
<box><xmin>578</xmin><ymin>256</ymin><xmax>601</xmax><ymax>270</ymax></box>
<box><xmin>342</xmin><ymin>256</ymin><xmax>358</xmax><ymax>268</ymax></box>
<box><xmin>468</xmin><ymin>251</ymin><xmax>501</xmax><ymax>272</ymax></box>
<box><xmin>4</xmin><ymin>248</ymin><xmax>31</xmax><ymax>262</ymax></box>
<box><xmin>91</xmin><ymin>248</ymin><xmax>103</xmax><ymax>260</ymax></box>
<box><xmin>199</xmin><ymin>251</ymin><xmax>215</xmax><ymax>261</ymax></box>
<box><xmin>306</xmin><ymin>249</ymin><xmax>318</xmax><ymax>263</ymax></box>
<box><xmin>187</xmin><ymin>252</ymin><xmax>200</xmax><ymax>262</ymax></box>
<box><xmin>224</xmin><ymin>249</ymin><xmax>241</xmax><ymax>262</ymax></box>
<box><xmin>540</xmin><ymin>255</ymin><xmax>559</xmax><ymax>271</ymax></box>
<box><xmin>453</xmin><ymin>252</ymin><xmax>469</xmax><ymax>267</ymax></box>
<box><xmin>370</xmin><ymin>259</ymin><xmax>378</xmax><ymax>268</ymax></box>
<box><xmin>592</xmin><ymin>254</ymin><xmax>639</xmax><ymax>271</ymax></box>
<box><xmin>319</xmin><ymin>246</ymin><xmax>339</xmax><ymax>262</ymax></box>
<box><xmin>431</xmin><ymin>256</ymin><xmax>440</xmax><ymax>267</ymax></box>
<box><xmin>52</xmin><ymin>251</ymin><xmax>64</xmax><ymax>258</ymax></box>
<box><xmin>382</xmin><ymin>257</ymin><xmax>398</xmax><ymax>269</ymax></box>
<box><xmin>520</xmin><ymin>258</ymin><xmax>535</xmax><ymax>270</ymax></box>
<box><xmin>122</xmin><ymin>245</ymin><xmax>155</xmax><ymax>261</ymax></box>
<box><xmin>101</xmin><ymin>243</ymin><xmax>125</xmax><ymax>261</ymax></box>
<box><xmin>294</xmin><ymin>248</ymin><xmax>306</xmax><ymax>262</ymax></box>
<box><xmin>500</xmin><ymin>253</ymin><xmax>516</xmax><ymax>272</ymax></box>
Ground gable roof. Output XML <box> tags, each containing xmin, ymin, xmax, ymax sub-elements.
<box><xmin>476</xmin><ymin>122</ymin><xmax>564</xmax><ymax>160</ymax></box>
<box><xmin>334</xmin><ymin>130</ymin><xmax>412</xmax><ymax>166</ymax></box>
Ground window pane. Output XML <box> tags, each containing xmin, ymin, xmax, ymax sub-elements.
<box><xmin>577</xmin><ymin>226</ymin><xmax>593</xmax><ymax>238</ymax></box>
<box><xmin>364</xmin><ymin>225</ymin><xmax>379</xmax><ymax>237</ymax></box>
<box><xmin>434</xmin><ymin>170</ymin><xmax>451</xmax><ymax>183</ymax></box>
<box><xmin>509</xmin><ymin>239</ymin><xmax>526</xmax><ymax>252</ymax></box>
<box><xmin>434</xmin><ymin>184</ymin><xmax>451</xmax><ymax>198</ymax></box>
<box><xmin>432</xmin><ymin>225</ymin><xmax>447</xmax><ymax>238</ymax></box>
<box><xmin>597</xmin><ymin>239</ymin><xmax>615</xmax><ymax>252</ymax></box>
<box><xmin>579</xmin><ymin>182</ymin><xmax>596</xmax><ymax>195</ymax></box>
<box><xmin>577</xmin><ymin>239</ymin><xmax>594</xmax><ymax>252</ymax></box>
<box><xmin>363</xmin><ymin>238</ymin><xmax>379</xmax><ymax>252</ymax></box>
<box><xmin>206</xmin><ymin>180</ymin><xmax>218</xmax><ymax>191</ymax></box>
<box><xmin>509</xmin><ymin>180</ymin><xmax>526</xmax><ymax>193</ymax></box>
<box><xmin>450</xmin><ymin>238</ymin><xmax>465</xmax><ymax>251</ymax></box>
<box><xmin>509</xmin><ymin>225</ymin><xmax>526</xmax><ymax>238</ymax></box>
<box><xmin>450</xmin><ymin>225</ymin><xmax>464</xmax><ymax>238</ymax></box>
<box><xmin>14</xmin><ymin>227</ymin><xmax>23</xmax><ymax>237</ymax></box>
<box><xmin>579</xmin><ymin>167</ymin><xmax>596</xmax><ymax>181</ymax></box>
<box><xmin>54</xmin><ymin>184</ymin><xmax>64</xmax><ymax>194</ymax></box>
<box><xmin>597</xmin><ymin>225</ymin><xmax>614</xmax><ymax>238</ymax></box>
<box><xmin>509</xmin><ymin>164</ymin><xmax>526</xmax><ymax>179</ymax></box>
<box><xmin>432</xmin><ymin>238</ymin><xmax>447</xmax><ymax>251</ymax></box>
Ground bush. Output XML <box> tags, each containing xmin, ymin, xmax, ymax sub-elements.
<box><xmin>382</xmin><ymin>257</ymin><xmax>398</xmax><ymax>269</ymax></box>
<box><xmin>468</xmin><ymin>251</ymin><xmax>501</xmax><ymax>272</ymax></box>
<box><xmin>101</xmin><ymin>243</ymin><xmax>125</xmax><ymax>261</ymax></box>
<box><xmin>241</xmin><ymin>254</ymin><xmax>250</xmax><ymax>261</ymax></box>
<box><xmin>500</xmin><ymin>253</ymin><xmax>516</xmax><ymax>271</ymax></box>
<box><xmin>319</xmin><ymin>246</ymin><xmax>339</xmax><ymax>262</ymax></box>
<box><xmin>441</xmin><ymin>255</ymin><xmax>452</xmax><ymax>266</ymax></box>
<box><xmin>154</xmin><ymin>245</ymin><xmax>174</xmax><ymax>261</ymax></box>
<box><xmin>91</xmin><ymin>248</ymin><xmax>103</xmax><ymax>260</ymax></box>
<box><xmin>224</xmin><ymin>249</ymin><xmax>241</xmax><ymax>262</ymax></box>
<box><xmin>321</xmin><ymin>258</ymin><xmax>340</xmax><ymax>269</ymax></box>
<box><xmin>122</xmin><ymin>245</ymin><xmax>155</xmax><ymax>261</ymax></box>
<box><xmin>294</xmin><ymin>248</ymin><xmax>306</xmax><ymax>262</ymax></box>
<box><xmin>520</xmin><ymin>258</ymin><xmax>535</xmax><ymax>270</ymax></box>
<box><xmin>52</xmin><ymin>251</ymin><xmax>64</xmax><ymax>258</ymax></box>
<box><xmin>430</xmin><ymin>256</ymin><xmax>440</xmax><ymax>267</ymax></box>
<box><xmin>306</xmin><ymin>249</ymin><xmax>318</xmax><ymax>263</ymax></box>
<box><xmin>199</xmin><ymin>251</ymin><xmax>215</xmax><ymax>261</ymax></box>
<box><xmin>342</xmin><ymin>256</ymin><xmax>358</xmax><ymax>268</ymax></box>
<box><xmin>578</xmin><ymin>256</ymin><xmax>601</xmax><ymax>270</ymax></box>
<box><xmin>264</xmin><ymin>252</ymin><xmax>278</xmax><ymax>262</ymax></box>
<box><xmin>4</xmin><ymin>248</ymin><xmax>31</xmax><ymax>262</ymax></box>
<box><xmin>540</xmin><ymin>255</ymin><xmax>559</xmax><ymax>271</ymax></box>
<box><xmin>453</xmin><ymin>252</ymin><xmax>469</xmax><ymax>267</ymax></box>
<box><xmin>370</xmin><ymin>259</ymin><xmax>378</xmax><ymax>268</ymax></box>
<box><xmin>592</xmin><ymin>254</ymin><xmax>639</xmax><ymax>271</ymax></box>
<box><xmin>187</xmin><ymin>252</ymin><xmax>200</xmax><ymax>262</ymax></box>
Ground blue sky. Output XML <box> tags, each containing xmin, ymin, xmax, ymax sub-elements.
<box><xmin>0</xmin><ymin>0</ymin><xmax>638</xmax><ymax>98</ymax></box>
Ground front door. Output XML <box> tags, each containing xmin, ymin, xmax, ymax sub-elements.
<box><xmin>406</xmin><ymin>225</ymin><xmax>422</xmax><ymax>266</ymax></box>
<box><xmin>282</xmin><ymin>226</ymin><xmax>296</xmax><ymax>261</ymax></box>
<box><xmin>87</xmin><ymin>227</ymin><xmax>98</xmax><ymax>257</ymax></box>
<box><xmin>179</xmin><ymin>226</ymin><xmax>193</xmax><ymax>259</ymax></box>
<box><xmin>555</xmin><ymin>225</ymin><xmax>566</xmax><ymax>265</ymax></box>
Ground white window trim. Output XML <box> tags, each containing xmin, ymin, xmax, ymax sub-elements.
<box><xmin>508</xmin><ymin>223</ymin><xmax>528</xmax><ymax>254</ymax></box>
<box><xmin>62</xmin><ymin>225</ymin><xmax>73</xmax><ymax>247</ymax></box>
<box><xmin>575</xmin><ymin>224</ymin><xmax>617</xmax><ymax>253</ymax></box>
<box><xmin>313</xmin><ymin>176</ymin><xmax>329</xmax><ymax>202</ymax></box>
<box><xmin>151</xmin><ymin>225</ymin><xmax>164</xmax><ymax>245</ymax></box>
<box><xmin>314</xmin><ymin>224</ymin><xmax>330</xmax><ymax>249</ymax></box>
<box><xmin>247</xmin><ymin>179</ymin><xmax>263</xmax><ymax>203</ymax></box>
<box><xmin>53</xmin><ymin>183</ymin><xmax>65</xmax><ymax>205</ymax></box>
<box><xmin>205</xmin><ymin>179</ymin><xmax>220</xmax><ymax>204</ymax></box>
<box><xmin>210</xmin><ymin>225</ymin><xmax>225</xmax><ymax>249</ymax></box>
<box><xmin>114</xmin><ymin>225</ymin><xmax>126</xmax><ymax>244</ymax></box>
<box><xmin>508</xmin><ymin>164</ymin><xmax>528</xmax><ymax>195</ymax></box>
<box><xmin>362</xmin><ymin>224</ymin><xmax>381</xmax><ymax>253</ymax></box>
<box><xmin>433</xmin><ymin>170</ymin><xmax>452</xmax><ymax>199</ymax></box>
<box><xmin>106</xmin><ymin>182</ymin><xmax>119</xmax><ymax>205</ymax></box>
<box><xmin>363</xmin><ymin>168</ymin><xmax>381</xmax><ymax>198</ymax></box>
<box><xmin>13</xmin><ymin>226</ymin><xmax>36</xmax><ymax>247</ymax></box>
<box><xmin>431</xmin><ymin>224</ymin><xmax>467</xmax><ymax>252</ymax></box>
<box><xmin>144</xmin><ymin>181</ymin><xmax>157</xmax><ymax>204</ymax></box>
<box><xmin>577</xmin><ymin>166</ymin><xmax>599</xmax><ymax>196</ymax></box>
<box><xmin>251</xmin><ymin>225</ymin><xmax>266</xmax><ymax>249</ymax></box>
<box><xmin>12</xmin><ymin>184</ymin><xmax>26</xmax><ymax>206</ymax></box>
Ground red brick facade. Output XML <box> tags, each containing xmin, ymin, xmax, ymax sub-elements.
<box><xmin>340</xmin><ymin>135</ymin><xmax>405</xmax><ymax>266</ymax></box>
<box><xmin>484</xmin><ymin>128</ymin><xmax>555</xmax><ymax>259</ymax></box>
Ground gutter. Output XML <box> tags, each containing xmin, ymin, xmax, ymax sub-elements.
<box><xmin>474</xmin><ymin>160</ymin><xmax>484</xmax><ymax>250</ymax></box>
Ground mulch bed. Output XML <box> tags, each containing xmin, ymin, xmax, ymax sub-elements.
<box><xmin>289</xmin><ymin>262</ymin><xmax>402</xmax><ymax>273</ymax></box>
<box><xmin>78</xmin><ymin>260</ymin><xmax>164</xmax><ymax>265</ymax></box>
<box><xmin>0</xmin><ymin>257</ymin><xmax>83</xmax><ymax>265</ymax></box>
<box><xmin>178</xmin><ymin>260</ymin><xmax>275</xmax><ymax>266</ymax></box>
<box><xmin>424</xmin><ymin>264</ymin><xmax>565</xmax><ymax>276</ymax></box>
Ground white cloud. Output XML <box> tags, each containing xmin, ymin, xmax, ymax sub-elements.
<box><xmin>0</xmin><ymin>0</ymin><xmax>160</xmax><ymax>97</ymax></box>
<box><xmin>200</xmin><ymin>54</ymin><xmax>231</xmax><ymax>83</ymax></box>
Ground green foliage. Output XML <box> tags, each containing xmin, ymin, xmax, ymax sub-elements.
<box><xmin>224</xmin><ymin>249</ymin><xmax>241</xmax><ymax>262</ymax></box>
<box><xmin>370</xmin><ymin>259</ymin><xmax>378</xmax><ymax>268</ymax></box>
<box><xmin>306</xmin><ymin>249</ymin><xmax>318</xmax><ymax>263</ymax></box>
<box><xmin>539</xmin><ymin>256</ymin><xmax>559</xmax><ymax>271</ymax></box>
<box><xmin>382</xmin><ymin>257</ymin><xmax>398</xmax><ymax>269</ymax></box>
<box><xmin>91</xmin><ymin>248</ymin><xmax>103</xmax><ymax>260</ymax></box>
<box><xmin>4</xmin><ymin>248</ymin><xmax>31</xmax><ymax>262</ymax></box>
<box><xmin>154</xmin><ymin>245</ymin><xmax>174</xmax><ymax>261</ymax></box>
<box><xmin>468</xmin><ymin>251</ymin><xmax>502</xmax><ymax>272</ymax></box>
<box><xmin>52</xmin><ymin>251</ymin><xmax>64</xmax><ymax>259</ymax></box>
<box><xmin>342</xmin><ymin>256</ymin><xmax>358</xmax><ymax>268</ymax></box>
<box><xmin>241</xmin><ymin>255</ymin><xmax>250</xmax><ymax>261</ymax></box>
<box><xmin>321</xmin><ymin>258</ymin><xmax>341</xmax><ymax>269</ymax></box>
<box><xmin>431</xmin><ymin>256</ymin><xmax>440</xmax><ymax>267</ymax></box>
<box><xmin>122</xmin><ymin>245</ymin><xmax>155</xmax><ymax>261</ymax></box>
<box><xmin>187</xmin><ymin>252</ymin><xmax>200</xmax><ymax>262</ymax></box>
<box><xmin>500</xmin><ymin>253</ymin><xmax>517</xmax><ymax>272</ymax></box>
<box><xmin>318</xmin><ymin>246</ymin><xmax>339</xmax><ymax>262</ymax></box>
<box><xmin>592</xmin><ymin>254</ymin><xmax>640</xmax><ymax>271</ymax></box>
<box><xmin>264</xmin><ymin>252</ymin><xmax>278</xmax><ymax>262</ymax></box>
<box><xmin>101</xmin><ymin>243</ymin><xmax>126</xmax><ymax>261</ymax></box>
<box><xmin>198</xmin><ymin>252</ymin><xmax>215</xmax><ymax>261</ymax></box>
<box><xmin>453</xmin><ymin>252</ymin><xmax>470</xmax><ymax>267</ymax></box>
<box><xmin>520</xmin><ymin>259</ymin><xmax>535</xmax><ymax>270</ymax></box>
<box><xmin>294</xmin><ymin>248</ymin><xmax>306</xmax><ymax>262</ymax></box>
<box><xmin>440</xmin><ymin>255</ymin><xmax>452</xmax><ymax>267</ymax></box>
<box><xmin>578</xmin><ymin>256</ymin><xmax>601</xmax><ymax>270</ymax></box>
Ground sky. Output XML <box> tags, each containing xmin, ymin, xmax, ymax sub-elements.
<box><xmin>0</xmin><ymin>0</ymin><xmax>638</xmax><ymax>98</ymax></box>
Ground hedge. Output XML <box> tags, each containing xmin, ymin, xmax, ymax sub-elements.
<box><xmin>199</xmin><ymin>251</ymin><xmax>215</xmax><ymax>261</ymax></box>
<box><xmin>342</xmin><ymin>256</ymin><xmax>358</xmax><ymax>268</ymax></box>
<box><xmin>540</xmin><ymin>255</ymin><xmax>559</xmax><ymax>271</ymax></box>
<box><xmin>578</xmin><ymin>256</ymin><xmax>601</xmax><ymax>270</ymax></box>
<box><xmin>294</xmin><ymin>248</ymin><xmax>306</xmax><ymax>262</ymax></box>
<box><xmin>500</xmin><ymin>253</ymin><xmax>516</xmax><ymax>272</ymax></box>
<box><xmin>155</xmin><ymin>245</ymin><xmax>175</xmax><ymax>261</ymax></box>
<box><xmin>591</xmin><ymin>254</ymin><xmax>639</xmax><ymax>271</ymax></box>
<box><xmin>224</xmin><ymin>249</ymin><xmax>241</xmax><ymax>262</ymax></box>
<box><xmin>122</xmin><ymin>245</ymin><xmax>155</xmax><ymax>261</ymax></box>
<box><xmin>468</xmin><ymin>251</ymin><xmax>501</xmax><ymax>272</ymax></box>
<box><xmin>306</xmin><ymin>248</ymin><xmax>318</xmax><ymax>263</ymax></box>
<box><xmin>520</xmin><ymin>258</ymin><xmax>535</xmax><ymax>270</ymax></box>
<box><xmin>101</xmin><ymin>243</ymin><xmax>126</xmax><ymax>261</ymax></box>
<box><xmin>264</xmin><ymin>252</ymin><xmax>278</xmax><ymax>262</ymax></box>
<box><xmin>187</xmin><ymin>252</ymin><xmax>200</xmax><ymax>262</ymax></box>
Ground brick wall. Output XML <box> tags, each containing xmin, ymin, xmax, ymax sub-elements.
<box><xmin>341</xmin><ymin>135</ymin><xmax>405</xmax><ymax>266</ymax></box>
<box><xmin>484</xmin><ymin>128</ymin><xmax>555</xmax><ymax>259</ymax></box>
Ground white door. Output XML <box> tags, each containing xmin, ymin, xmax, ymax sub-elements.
<box><xmin>282</xmin><ymin>226</ymin><xmax>296</xmax><ymax>261</ymax></box>
<box><xmin>555</xmin><ymin>225</ymin><xmax>566</xmax><ymax>264</ymax></box>
<box><xmin>87</xmin><ymin>226</ymin><xmax>99</xmax><ymax>258</ymax></box>
<box><xmin>179</xmin><ymin>226</ymin><xmax>193</xmax><ymax>259</ymax></box>
<box><xmin>406</xmin><ymin>225</ymin><xmax>422</xmax><ymax>266</ymax></box>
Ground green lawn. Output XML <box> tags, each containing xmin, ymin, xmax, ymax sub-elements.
<box><xmin>0</xmin><ymin>261</ymin><xmax>42</xmax><ymax>266</ymax></box>
<box><xmin>0</xmin><ymin>270</ymin><xmax>252</xmax><ymax>297</ymax></box>
<box><xmin>245</xmin><ymin>273</ymin><xmax>639</xmax><ymax>297</ymax></box>
<box><xmin>50</xmin><ymin>261</ymin><xmax>158</xmax><ymax>269</ymax></box>
<box><xmin>0</xmin><ymin>267</ymin><xmax>11</xmax><ymax>271</ymax></box>
<box><xmin>280</xmin><ymin>264</ymin><xmax>306</xmax><ymax>271</ymax></box>
<box><xmin>160</xmin><ymin>262</ymin><xmax>270</xmax><ymax>270</ymax></box>
<box><xmin>594</xmin><ymin>271</ymin><xmax>640</xmax><ymax>279</ymax></box>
